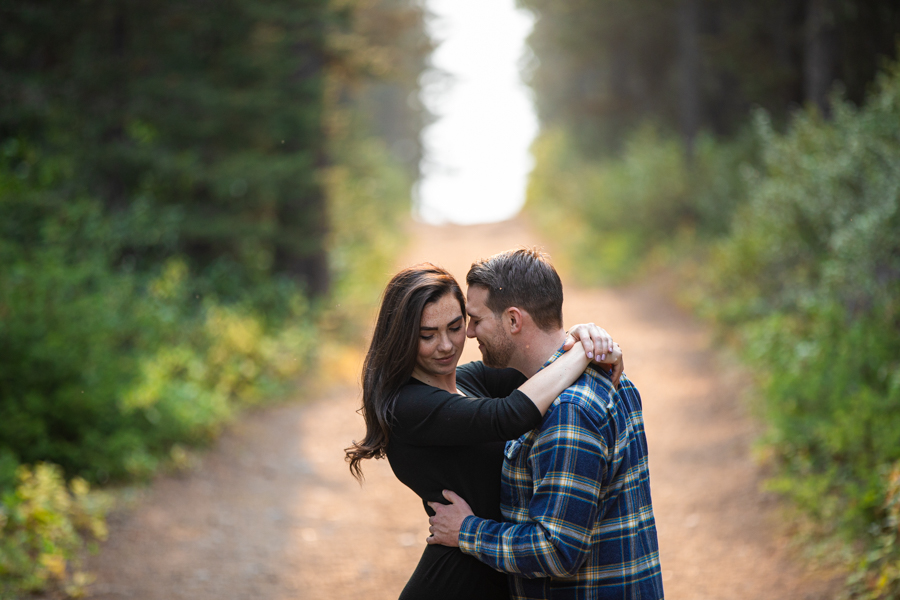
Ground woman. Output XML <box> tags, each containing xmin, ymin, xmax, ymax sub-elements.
<box><xmin>345</xmin><ymin>264</ymin><xmax>621</xmax><ymax>599</ymax></box>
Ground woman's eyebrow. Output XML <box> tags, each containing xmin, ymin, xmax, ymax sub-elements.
<box><xmin>420</xmin><ymin>315</ymin><xmax>463</xmax><ymax>331</ymax></box>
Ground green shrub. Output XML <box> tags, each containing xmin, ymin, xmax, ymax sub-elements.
<box><xmin>704</xmin><ymin>64</ymin><xmax>900</xmax><ymax>596</ymax></box>
<box><xmin>0</xmin><ymin>463</ymin><xmax>111</xmax><ymax>599</ymax></box>
<box><xmin>0</xmin><ymin>182</ymin><xmax>317</xmax><ymax>485</ymax></box>
<box><xmin>526</xmin><ymin>53</ymin><xmax>900</xmax><ymax>598</ymax></box>
<box><xmin>0</xmin><ymin>123</ymin><xmax>406</xmax><ymax>595</ymax></box>
<box><xmin>846</xmin><ymin>462</ymin><xmax>900</xmax><ymax>600</ymax></box>
<box><xmin>525</xmin><ymin>124</ymin><xmax>756</xmax><ymax>282</ymax></box>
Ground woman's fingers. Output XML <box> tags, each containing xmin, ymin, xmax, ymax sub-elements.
<box><xmin>567</xmin><ymin>324</ymin><xmax>597</xmax><ymax>359</ymax></box>
<box><xmin>606</xmin><ymin>342</ymin><xmax>623</xmax><ymax>386</ymax></box>
<box><xmin>567</xmin><ymin>324</ymin><xmax>617</xmax><ymax>362</ymax></box>
<box><xmin>580</xmin><ymin>323</ymin><xmax>613</xmax><ymax>361</ymax></box>
<box><xmin>591</xmin><ymin>326</ymin><xmax>613</xmax><ymax>358</ymax></box>
<box><xmin>611</xmin><ymin>353</ymin><xmax>624</xmax><ymax>387</ymax></box>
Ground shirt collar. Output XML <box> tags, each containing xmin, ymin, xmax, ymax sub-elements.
<box><xmin>537</xmin><ymin>344</ymin><xmax>568</xmax><ymax>373</ymax></box>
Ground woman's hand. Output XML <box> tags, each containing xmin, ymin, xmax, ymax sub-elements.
<box><xmin>564</xmin><ymin>324</ymin><xmax>624</xmax><ymax>388</ymax></box>
<box><xmin>605</xmin><ymin>342</ymin><xmax>624</xmax><ymax>388</ymax></box>
<box><xmin>564</xmin><ymin>323</ymin><xmax>613</xmax><ymax>361</ymax></box>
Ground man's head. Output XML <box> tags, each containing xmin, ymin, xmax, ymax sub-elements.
<box><xmin>466</xmin><ymin>247</ymin><xmax>563</xmax><ymax>330</ymax></box>
<box><xmin>465</xmin><ymin>247</ymin><xmax>564</xmax><ymax>370</ymax></box>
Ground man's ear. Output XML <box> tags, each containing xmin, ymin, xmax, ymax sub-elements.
<box><xmin>506</xmin><ymin>307</ymin><xmax>524</xmax><ymax>334</ymax></box>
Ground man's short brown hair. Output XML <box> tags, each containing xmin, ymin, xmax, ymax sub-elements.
<box><xmin>466</xmin><ymin>247</ymin><xmax>563</xmax><ymax>331</ymax></box>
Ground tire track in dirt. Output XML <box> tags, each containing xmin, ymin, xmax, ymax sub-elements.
<box><xmin>80</xmin><ymin>217</ymin><xmax>842</xmax><ymax>599</ymax></box>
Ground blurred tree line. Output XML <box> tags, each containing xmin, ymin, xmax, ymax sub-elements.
<box><xmin>523</xmin><ymin>0</ymin><xmax>900</xmax><ymax>154</ymax></box>
<box><xmin>1</xmin><ymin>0</ymin><xmax>428</xmax><ymax>293</ymax></box>
<box><xmin>521</xmin><ymin>0</ymin><xmax>900</xmax><ymax>597</ymax></box>
<box><xmin>0</xmin><ymin>0</ymin><xmax>429</xmax><ymax>595</ymax></box>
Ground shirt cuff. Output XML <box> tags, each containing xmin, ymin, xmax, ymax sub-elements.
<box><xmin>458</xmin><ymin>515</ymin><xmax>483</xmax><ymax>556</ymax></box>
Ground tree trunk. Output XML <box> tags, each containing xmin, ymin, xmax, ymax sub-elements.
<box><xmin>677</xmin><ymin>0</ymin><xmax>701</xmax><ymax>157</ymax></box>
<box><xmin>804</xmin><ymin>0</ymin><xmax>835</xmax><ymax>116</ymax></box>
<box><xmin>276</xmin><ymin>20</ymin><xmax>331</xmax><ymax>297</ymax></box>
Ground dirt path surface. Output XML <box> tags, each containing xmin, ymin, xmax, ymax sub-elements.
<box><xmin>82</xmin><ymin>217</ymin><xmax>843</xmax><ymax>599</ymax></box>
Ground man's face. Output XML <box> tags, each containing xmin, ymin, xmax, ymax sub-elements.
<box><xmin>466</xmin><ymin>285</ymin><xmax>515</xmax><ymax>369</ymax></box>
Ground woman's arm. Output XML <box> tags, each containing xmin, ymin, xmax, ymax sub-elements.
<box><xmin>516</xmin><ymin>341</ymin><xmax>592</xmax><ymax>416</ymax></box>
<box><xmin>466</xmin><ymin>323</ymin><xmax>620</xmax><ymax>399</ymax></box>
<box><xmin>394</xmin><ymin>329</ymin><xmax>619</xmax><ymax>446</ymax></box>
<box><xmin>395</xmin><ymin>345</ymin><xmax>593</xmax><ymax>446</ymax></box>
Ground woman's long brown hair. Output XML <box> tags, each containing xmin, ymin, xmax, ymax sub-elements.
<box><xmin>345</xmin><ymin>264</ymin><xmax>465</xmax><ymax>481</ymax></box>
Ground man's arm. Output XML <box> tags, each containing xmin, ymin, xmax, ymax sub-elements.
<box><xmin>428</xmin><ymin>401</ymin><xmax>609</xmax><ymax>578</ymax></box>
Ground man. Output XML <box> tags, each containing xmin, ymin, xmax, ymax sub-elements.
<box><xmin>426</xmin><ymin>247</ymin><xmax>664</xmax><ymax>599</ymax></box>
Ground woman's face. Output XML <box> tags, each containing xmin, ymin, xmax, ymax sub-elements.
<box><xmin>412</xmin><ymin>292</ymin><xmax>466</xmax><ymax>382</ymax></box>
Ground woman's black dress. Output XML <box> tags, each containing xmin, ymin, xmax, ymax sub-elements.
<box><xmin>385</xmin><ymin>361</ymin><xmax>535</xmax><ymax>600</ymax></box>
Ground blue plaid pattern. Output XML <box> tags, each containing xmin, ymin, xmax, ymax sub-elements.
<box><xmin>458</xmin><ymin>348</ymin><xmax>664</xmax><ymax>599</ymax></box>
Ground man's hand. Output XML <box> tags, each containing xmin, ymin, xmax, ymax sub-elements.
<box><xmin>426</xmin><ymin>490</ymin><xmax>473</xmax><ymax>547</ymax></box>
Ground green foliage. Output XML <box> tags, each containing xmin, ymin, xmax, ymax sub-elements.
<box><xmin>527</xmin><ymin>51</ymin><xmax>900</xmax><ymax>598</ymax></box>
<box><xmin>0</xmin><ymin>463</ymin><xmax>112</xmax><ymax>599</ymax></box>
<box><xmin>846</xmin><ymin>463</ymin><xmax>900</xmax><ymax>600</ymax></box>
<box><xmin>1</xmin><ymin>0</ymin><xmax>332</xmax><ymax>293</ymax></box>
<box><xmin>703</xmin><ymin>64</ymin><xmax>900</xmax><ymax>597</ymax></box>
<box><xmin>324</xmin><ymin>123</ymin><xmax>411</xmax><ymax>330</ymax></box>
<box><xmin>0</xmin><ymin>146</ymin><xmax>317</xmax><ymax>486</ymax></box>
<box><xmin>526</xmin><ymin>124</ymin><xmax>756</xmax><ymax>282</ymax></box>
<box><xmin>318</xmin><ymin>0</ymin><xmax>429</xmax><ymax>330</ymax></box>
<box><xmin>0</xmin><ymin>0</ymin><xmax>426</xmax><ymax>595</ymax></box>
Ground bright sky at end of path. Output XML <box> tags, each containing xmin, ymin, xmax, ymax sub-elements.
<box><xmin>414</xmin><ymin>0</ymin><xmax>539</xmax><ymax>225</ymax></box>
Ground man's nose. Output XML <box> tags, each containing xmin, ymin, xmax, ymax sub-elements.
<box><xmin>466</xmin><ymin>321</ymin><xmax>476</xmax><ymax>338</ymax></box>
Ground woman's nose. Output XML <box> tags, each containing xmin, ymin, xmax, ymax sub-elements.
<box><xmin>438</xmin><ymin>332</ymin><xmax>453</xmax><ymax>351</ymax></box>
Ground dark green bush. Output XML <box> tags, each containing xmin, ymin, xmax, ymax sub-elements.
<box><xmin>0</xmin><ymin>142</ymin><xmax>317</xmax><ymax>487</ymax></box>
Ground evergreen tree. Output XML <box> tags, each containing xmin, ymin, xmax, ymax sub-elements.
<box><xmin>1</xmin><ymin>0</ymin><xmax>332</xmax><ymax>293</ymax></box>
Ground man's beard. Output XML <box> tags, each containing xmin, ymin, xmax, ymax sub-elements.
<box><xmin>480</xmin><ymin>331</ymin><xmax>515</xmax><ymax>369</ymax></box>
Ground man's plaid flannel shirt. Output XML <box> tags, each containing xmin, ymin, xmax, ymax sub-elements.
<box><xmin>458</xmin><ymin>349</ymin><xmax>664</xmax><ymax>599</ymax></box>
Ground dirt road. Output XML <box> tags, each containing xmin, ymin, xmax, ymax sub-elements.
<box><xmin>83</xmin><ymin>218</ymin><xmax>842</xmax><ymax>599</ymax></box>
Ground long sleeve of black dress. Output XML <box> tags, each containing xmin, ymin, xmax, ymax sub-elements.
<box><xmin>391</xmin><ymin>384</ymin><xmax>538</xmax><ymax>446</ymax></box>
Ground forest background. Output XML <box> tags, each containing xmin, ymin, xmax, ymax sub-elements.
<box><xmin>1</xmin><ymin>0</ymin><xmax>899</xmax><ymax>599</ymax></box>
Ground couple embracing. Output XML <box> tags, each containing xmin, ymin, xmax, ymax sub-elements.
<box><xmin>346</xmin><ymin>247</ymin><xmax>664</xmax><ymax>600</ymax></box>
